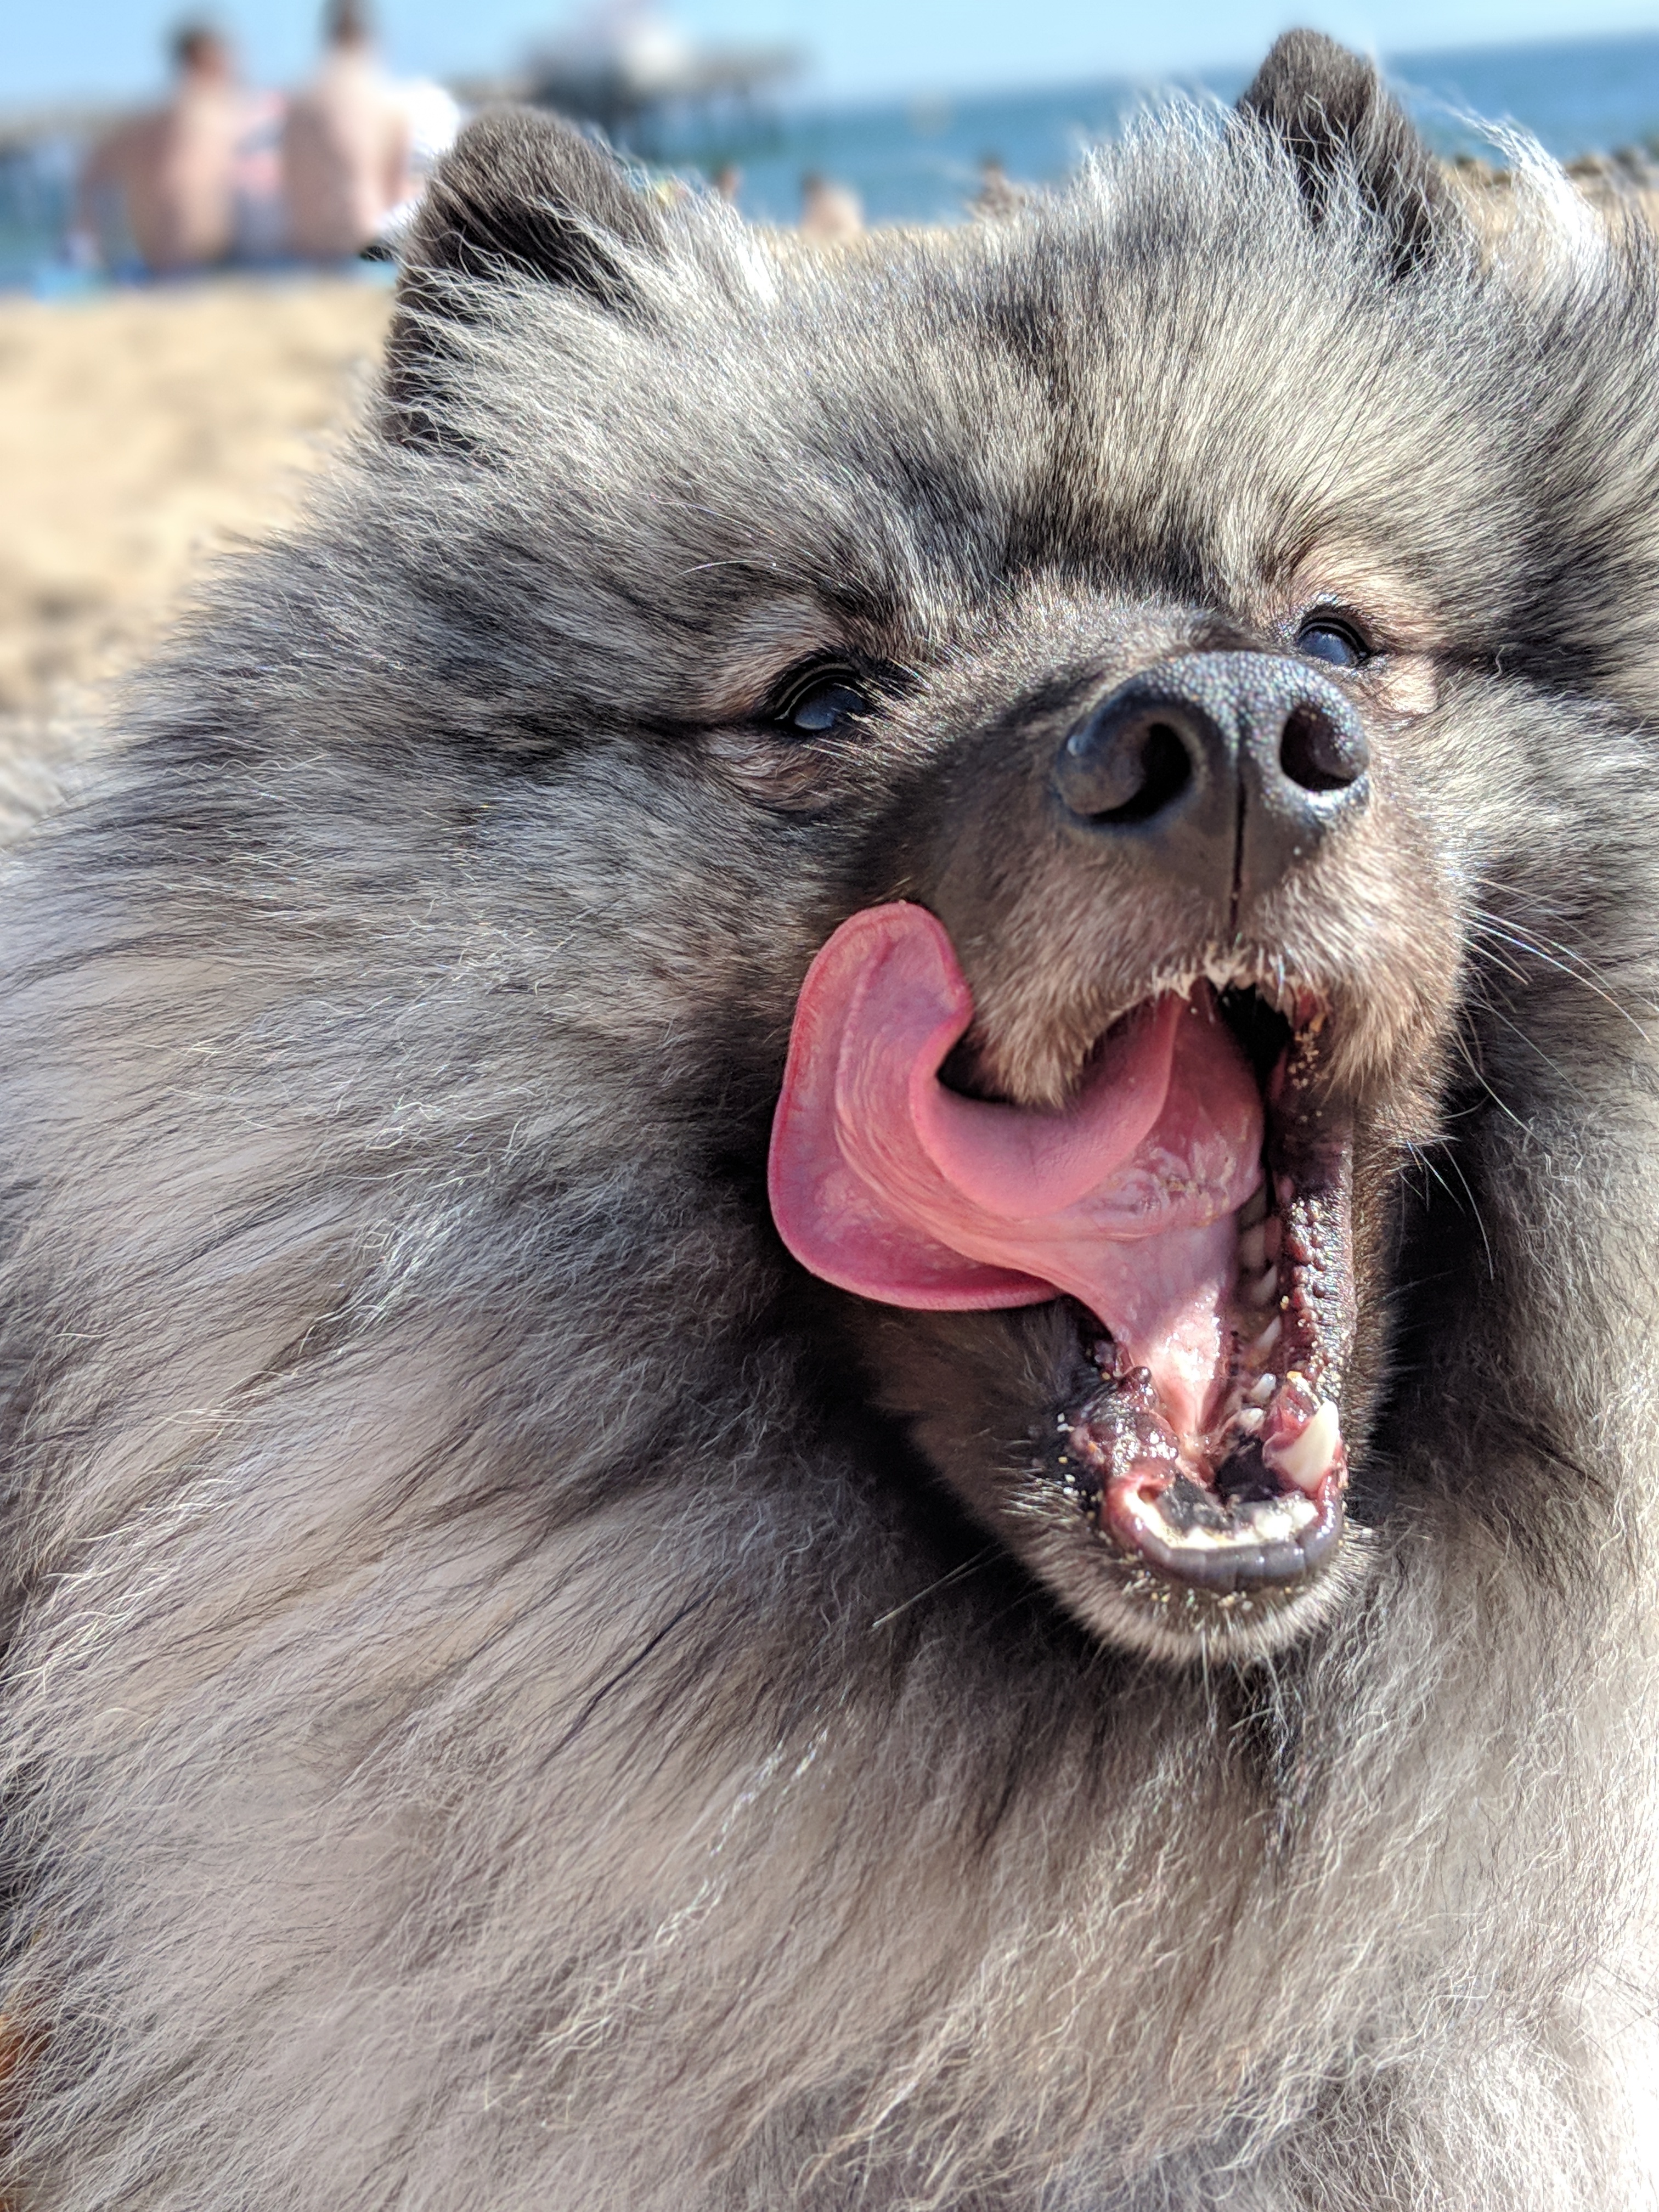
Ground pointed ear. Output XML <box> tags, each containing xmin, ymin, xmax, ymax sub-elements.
<box><xmin>385</xmin><ymin>108</ymin><xmax>669</xmax><ymax>443</ymax></box>
<box><xmin>1239</xmin><ymin>31</ymin><xmax>1452</xmax><ymax>276</ymax></box>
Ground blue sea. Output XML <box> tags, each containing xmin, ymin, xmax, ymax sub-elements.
<box><xmin>713</xmin><ymin>30</ymin><xmax>1659</xmax><ymax>228</ymax></box>
<box><xmin>6</xmin><ymin>29</ymin><xmax>1659</xmax><ymax>288</ymax></box>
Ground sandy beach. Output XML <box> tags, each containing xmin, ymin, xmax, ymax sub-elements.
<box><xmin>0</xmin><ymin>274</ymin><xmax>392</xmax><ymax>826</ymax></box>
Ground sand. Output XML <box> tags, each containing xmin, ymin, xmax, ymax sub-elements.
<box><xmin>0</xmin><ymin>274</ymin><xmax>392</xmax><ymax>826</ymax></box>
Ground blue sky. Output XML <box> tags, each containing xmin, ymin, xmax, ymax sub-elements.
<box><xmin>5</xmin><ymin>0</ymin><xmax>1659</xmax><ymax>106</ymax></box>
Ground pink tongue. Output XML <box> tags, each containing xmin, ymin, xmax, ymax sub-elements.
<box><xmin>768</xmin><ymin>904</ymin><xmax>1265</xmax><ymax>1438</ymax></box>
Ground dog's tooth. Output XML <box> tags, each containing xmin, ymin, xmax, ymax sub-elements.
<box><xmin>1234</xmin><ymin>1406</ymin><xmax>1265</xmax><ymax>1436</ymax></box>
<box><xmin>1252</xmin><ymin>1316</ymin><xmax>1282</xmax><ymax>1355</ymax></box>
<box><xmin>1269</xmin><ymin>1400</ymin><xmax>1340</xmax><ymax>1493</ymax></box>
<box><xmin>1247</xmin><ymin>1374</ymin><xmax>1276</xmax><ymax>1406</ymax></box>
<box><xmin>1245</xmin><ymin>1266</ymin><xmax>1279</xmax><ymax>1308</ymax></box>
<box><xmin>1237</xmin><ymin>1223</ymin><xmax>1268</xmax><ymax>1272</ymax></box>
<box><xmin>1176</xmin><ymin>1525</ymin><xmax>1221</xmax><ymax>1549</ymax></box>
<box><xmin>1240</xmin><ymin>1184</ymin><xmax>1268</xmax><ymax>1228</ymax></box>
<box><xmin>1244</xmin><ymin>1500</ymin><xmax>1294</xmax><ymax>1541</ymax></box>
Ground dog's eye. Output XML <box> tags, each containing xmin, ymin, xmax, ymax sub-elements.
<box><xmin>772</xmin><ymin>667</ymin><xmax>873</xmax><ymax>734</ymax></box>
<box><xmin>1296</xmin><ymin>617</ymin><xmax>1370</xmax><ymax>669</ymax></box>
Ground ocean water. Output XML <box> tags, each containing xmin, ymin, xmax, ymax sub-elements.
<box><xmin>708</xmin><ymin>30</ymin><xmax>1659</xmax><ymax>228</ymax></box>
<box><xmin>7</xmin><ymin>29</ymin><xmax>1659</xmax><ymax>287</ymax></box>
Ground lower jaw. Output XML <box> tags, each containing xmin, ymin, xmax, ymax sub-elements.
<box><xmin>1051</xmin><ymin>1353</ymin><xmax>1349</xmax><ymax>1610</ymax></box>
<box><xmin>1071</xmin><ymin>1519</ymin><xmax>1364</xmax><ymax>1653</ymax></box>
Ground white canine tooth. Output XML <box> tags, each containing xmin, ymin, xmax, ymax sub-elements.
<box><xmin>1253</xmin><ymin>1316</ymin><xmax>1282</xmax><ymax>1355</ymax></box>
<box><xmin>1269</xmin><ymin>1400</ymin><xmax>1341</xmax><ymax>1494</ymax></box>
<box><xmin>1234</xmin><ymin>1406</ymin><xmax>1265</xmax><ymax>1436</ymax></box>
<box><xmin>1247</xmin><ymin>1375</ymin><xmax>1276</xmax><ymax>1406</ymax></box>
<box><xmin>1245</xmin><ymin>1265</ymin><xmax>1280</xmax><ymax>1308</ymax></box>
<box><xmin>1237</xmin><ymin>1224</ymin><xmax>1268</xmax><ymax>1271</ymax></box>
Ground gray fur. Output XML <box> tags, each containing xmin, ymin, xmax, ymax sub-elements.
<box><xmin>0</xmin><ymin>33</ymin><xmax>1657</xmax><ymax>2208</ymax></box>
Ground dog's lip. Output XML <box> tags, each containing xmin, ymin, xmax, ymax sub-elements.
<box><xmin>1103</xmin><ymin>1462</ymin><xmax>1345</xmax><ymax>1592</ymax></box>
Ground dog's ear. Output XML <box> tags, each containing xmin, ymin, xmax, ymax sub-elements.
<box><xmin>399</xmin><ymin>107</ymin><xmax>666</xmax><ymax>299</ymax></box>
<box><xmin>385</xmin><ymin>108</ymin><xmax>668</xmax><ymax>443</ymax></box>
<box><xmin>1239</xmin><ymin>30</ymin><xmax>1451</xmax><ymax>276</ymax></box>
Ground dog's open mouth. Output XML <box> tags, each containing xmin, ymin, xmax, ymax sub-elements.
<box><xmin>769</xmin><ymin>903</ymin><xmax>1356</xmax><ymax>1597</ymax></box>
<box><xmin>1059</xmin><ymin>986</ymin><xmax>1353</xmax><ymax>1595</ymax></box>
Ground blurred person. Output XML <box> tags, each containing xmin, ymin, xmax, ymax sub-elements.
<box><xmin>76</xmin><ymin>22</ymin><xmax>245</xmax><ymax>274</ymax></box>
<box><xmin>282</xmin><ymin>0</ymin><xmax>411</xmax><ymax>261</ymax></box>
<box><xmin>972</xmin><ymin>154</ymin><xmax>1025</xmax><ymax>217</ymax></box>
<box><xmin>799</xmin><ymin>171</ymin><xmax>862</xmax><ymax>241</ymax></box>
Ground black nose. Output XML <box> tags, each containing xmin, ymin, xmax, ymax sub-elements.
<box><xmin>1052</xmin><ymin>652</ymin><xmax>1370</xmax><ymax>901</ymax></box>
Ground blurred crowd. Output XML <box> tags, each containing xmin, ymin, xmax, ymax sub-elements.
<box><xmin>61</xmin><ymin>0</ymin><xmax>932</xmax><ymax>278</ymax></box>
<box><xmin>73</xmin><ymin>1</ymin><xmax>459</xmax><ymax>276</ymax></box>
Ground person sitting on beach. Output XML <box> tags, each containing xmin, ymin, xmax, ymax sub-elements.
<box><xmin>281</xmin><ymin>0</ymin><xmax>411</xmax><ymax>261</ymax></box>
<box><xmin>972</xmin><ymin>155</ymin><xmax>1027</xmax><ymax>218</ymax></box>
<box><xmin>799</xmin><ymin>173</ymin><xmax>863</xmax><ymax>241</ymax></box>
<box><xmin>77</xmin><ymin>22</ymin><xmax>246</xmax><ymax>275</ymax></box>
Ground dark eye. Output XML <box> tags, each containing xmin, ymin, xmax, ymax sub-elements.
<box><xmin>1295</xmin><ymin>616</ymin><xmax>1370</xmax><ymax>669</ymax></box>
<box><xmin>774</xmin><ymin>667</ymin><xmax>872</xmax><ymax>733</ymax></box>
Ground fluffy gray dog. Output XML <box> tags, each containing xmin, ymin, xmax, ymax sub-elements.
<box><xmin>0</xmin><ymin>29</ymin><xmax>1656</xmax><ymax>2210</ymax></box>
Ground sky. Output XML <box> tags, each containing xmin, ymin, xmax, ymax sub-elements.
<box><xmin>5</xmin><ymin>0</ymin><xmax>1659</xmax><ymax>108</ymax></box>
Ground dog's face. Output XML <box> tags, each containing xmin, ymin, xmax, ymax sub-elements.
<box><xmin>751</xmin><ymin>552</ymin><xmax>1461</xmax><ymax>1661</ymax></box>
<box><xmin>351</xmin><ymin>42</ymin><xmax>1659</xmax><ymax>1667</ymax></box>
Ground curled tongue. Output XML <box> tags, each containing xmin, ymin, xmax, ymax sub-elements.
<box><xmin>768</xmin><ymin>903</ymin><xmax>1264</xmax><ymax>1441</ymax></box>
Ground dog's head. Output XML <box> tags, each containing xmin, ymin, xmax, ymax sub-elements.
<box><xmin>348</xmin><ymin>34</ymin><xmax>1659</xmax><ymax>1664</ymax></box>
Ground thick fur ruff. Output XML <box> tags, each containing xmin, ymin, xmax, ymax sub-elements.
<box><xmin>0</xmin><ymin>34</ymin><xmax>1657</xmax><ymax>2210</ymax></box>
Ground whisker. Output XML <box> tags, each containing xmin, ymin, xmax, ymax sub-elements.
<box><xmin>1469</xmin><ymin>906</ymin><xmax>1649</xmax><ymax>1038</ymax></box>
<box><xmin>870</xmin><ymin>1547</ymin><xmax>999</xmax><ymax>1630</ymax></box>
<box><xmin>1480</xmin><ymin>1001</ymin><xmax>1592</xmax><ymax>1096</ymax></box>
<box><xmin>1447</xmin><ymin>1006</ymin><xmax>1530</xmax><ymax>1131</ymax></box>
<box><xmin>1402</xmin><ymin>1138</ymin><xmax>1496</xmax><ymax>1279</ymax></box>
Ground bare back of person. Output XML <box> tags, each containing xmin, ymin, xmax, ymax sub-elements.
<box><xmin>283</xmin><ymin>33</ymin><xmax>409</xmax><ymax>259</ymax></box>
<box><xmin>80</xmin><ymin>30</ymin><xmax>242</xmax><ymax>274</ymax></box>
